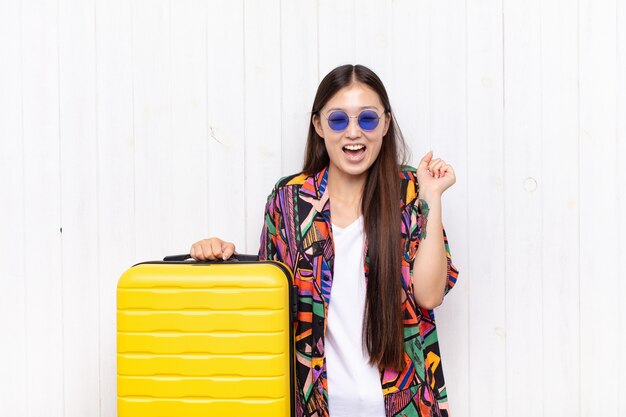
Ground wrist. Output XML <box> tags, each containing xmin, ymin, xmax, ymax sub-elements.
<box><xmin>417</xmin><ymin>190</ymin><xmax>442</xmax><ymax>205</ymax></box>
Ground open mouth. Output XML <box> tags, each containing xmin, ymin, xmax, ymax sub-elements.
<box><xmin>342</xmin><ymin>144</ymin><xmax>367</xmax><ymax>159</ymax></box>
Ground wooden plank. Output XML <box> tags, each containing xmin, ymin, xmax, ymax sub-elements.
<box><xmin>426</xmin><ymin>1</ymin><xmax>468</xmax><ymax>415</ymax></box>
<box><xmin>170</xmin><ymin>0</ymin><xmax>208</xmax><ymax>254</ymax></box>
<box><xmin>95</xmin><ymin>0</ymin><xmax>135</xmax><ymax>415</ymax></box>
<box><xmin>279</xmin><ymin>0</ymin><xmax>318</xmax><ymax>175</ymax></box>
<box><xmin>579</xmin><ymin>0</ymin><xmax>620</xmax><ymax>415</ymax></box>
<box><xmin>0</xmin><ymin>0</ymin><xmax>27</xmax><ymax>414</ymax></box>
<box><xmin>132</xmin><ymin>0</ymin><xmax>173</xmax><ymax>261</ymax></box>
<box><xmin>429</xmin><ymin>0</ymin><xmax>466</xmax><ymax>160</ymax></box>
<box><xmin>205</xmin><ymin>0</ymin><xmax>246</xmax><ymax>250</ymax></box>
<box><xmin>541</xmin><ymin>0</ymin><xmax>580</xmax><ymax>415</ymax></box>
<box><xmin>390</xmin><ymin>0</ymin><xmax>428</xmax><ymax>161</ymax></box>
<box><xmin>317</xmin><ymin>0</ymin><xmax>355</xmax><ymax>77</ymax></box>
<box><xmin>58</xmin><ymin>0</ymin><xmax>100</xmax><ymax>415</ymax></box>
<box><xmin>21</xmin><ymin>0</ymin><xmax>64</xmax><ymax>415</ymax></box>
<box><xmin>354</xmin><ymin>0</ymin><xmax>392</xmax><ymax>83</ymax></box>
<box><xmin>466</xmin><ymin>0</ymin><xmax>506</xmax><ymax>416</ymax></box>
<box><xmin>502</xmin><ymin>1</ymin><xmax>543</xmax><ymax>415</ymax></box>
<box><xmin>618</xmin><ymin>2</ymin><xmax>626</xmax><ymax>414</ymax></box>
<box><xmin>243</xmin><ymin>0</ymin><xmax>282</xmax><ymax>253</ymax></box>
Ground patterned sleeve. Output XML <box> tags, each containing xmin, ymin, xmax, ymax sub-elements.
<box><xmin>440</xmin><ymin>219</ymin><xmax>459</xmax><ymax>297</ymax></box>
<box><xmin>411</xmin><ymin>195</ymin><xmax>459</xmax><ymax>299</ymax></box>
<box><xmin>258</xmin><ymin>186</ymin><xmax>280</xmax><ymax>262</ymax></box>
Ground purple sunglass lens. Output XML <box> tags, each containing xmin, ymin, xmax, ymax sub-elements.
<box><xmin>327</xmin><ymin>111</ymin><xmax>350</xmax><ymax>131</ymax></box>
<box><xmin>357</xmin><ymin>110</ymin><xmax>380</xmax><ymax>131</ymax></box>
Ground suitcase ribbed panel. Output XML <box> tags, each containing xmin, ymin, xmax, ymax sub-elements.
<box><xmin>117</xmin><ymin>353</ymin><xmax>288</xmax><ymax>377</ymax></box>
<box><xmin>117</xmin><ymin>262</ymin><xmax>293</xmax><ymax>417</ymax></box>
<box><xmin>118</xmin><ymin>398</ymin><xmax>286</xmax><ymax>417</ymax></box>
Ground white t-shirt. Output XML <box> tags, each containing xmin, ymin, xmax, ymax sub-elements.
<box><xmin>326</xmin><ymin>216</ymin><xmax>386</xmax><ymax>417</ymax></box>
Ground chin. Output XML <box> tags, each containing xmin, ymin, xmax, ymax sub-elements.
<box><xmin>340</xmin><ymin>162</ymin><xmax>373</xmax><ymax>178</ymax></box>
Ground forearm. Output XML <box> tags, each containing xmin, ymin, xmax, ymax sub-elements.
<box><xmin>411</xmin><ymin>194</ymin><xmax>448</xmax><ymax>309</ymax></box>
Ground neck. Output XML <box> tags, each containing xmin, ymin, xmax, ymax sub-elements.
<box><xmin>326</xmin><ymin>165</ymin><xmax>366</xmax><ymax>206</ymax></box>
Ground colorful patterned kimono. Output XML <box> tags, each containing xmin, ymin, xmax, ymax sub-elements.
<box><xmin>258</xmin><ymin>165</ymin><xmax>459</xmax><ymax>417</ymax></box>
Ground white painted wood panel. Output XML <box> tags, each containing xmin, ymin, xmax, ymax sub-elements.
<box><xmin>243</xmin><ymin>0</ymin><xmax>282</xmax><ymax>253</ymax></box>
<box><xmin>20</xmin><ymin>1</ymin><xmax>64</xmax><ymax>416</ymax></box>
<box><xmin>58</xmin><ymin>0</ymin><xmax>100</xmax><ymax>415</ymax></box>
<box><xmin>280</xmin><ymin>0</ymin><xmax>318</xmax><ymax>175</ymax></box>
<box><xmin>466</xmin><ymin>1</ymin><xmax>507</xmax><ymax>416</ymax></box>
<box><xmin>618</xmin><ymin>2</ymin><xmax>626</xmax><ymax>414</ymax></box>
<box><xmin>395</xmin><ymin>0</ymin><xmax>431</xmax><ymax>161</ymax></box>
<box><xmin>0</xmin><ymin>0</ymin><xmax>27</xmax><ymax>414</ymax></box>
<box><xmin>170</xmin><ymin>0</ymin><xmax>208</xmax><ymax>254</ymax></box>
<box><xmin>429</xmin><ymin>0</ymin><xmax>466</xmax><ymax>161</ymax></box>
<box><xmin>579</xmin><ymin>0</ymin><xmax>620</xmax><ymax>416</ymax></box>
<box><xmin>132</xmin><ymin>0</ymin><xmax>174</xmax><ymax>261</ymax></box>
<box><xmin>503</xmin><ymin>1</ymin><xmax>543</xmax><ymax>416</ymax></box>
<box><xmin>354</xmin><ymin>0</ymin><xmax>393</xmax><ymax>85</ymax></box>
<box><xmin>389</xmin><ymin>0</ymin><xmax>425</xmax><ymax>163</ymax></box>
<box><xmin>317</xmin><ymin>0</ymin><xmax>355</xmax><ymax>77</ymax></box>
<box><xmin>541</xmin><ymin>0</ymin><xmax>580</xmax><ymax>415</ymax></box>
<box><xmin>205</xmin><ymin>0</ymin><xmax>246</xmax><ymax>249</ymax></box>
<box><xmin>95</xmin><ymin>1</ymin><xmax>135</xmax><ymax>416</ymax></box>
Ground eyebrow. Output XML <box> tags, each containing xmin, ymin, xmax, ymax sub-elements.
<box><xmin>325</xmin><ymin>106</ymin><xmax>380</xmax><ymax>112</ymax></box>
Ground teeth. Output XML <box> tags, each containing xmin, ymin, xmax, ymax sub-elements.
<box><xmin>344</xmin><ymin>144</ymin><xmax>365</xmax><ymax>151</ymax></box>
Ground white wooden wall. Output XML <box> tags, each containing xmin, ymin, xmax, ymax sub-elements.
<box><xmin>0</xmin><ymin>0</ymin><xmax>624</xmax><ymax>416</ymax></box>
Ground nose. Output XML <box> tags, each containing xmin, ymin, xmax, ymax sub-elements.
<box><xmin>345</xmin><ymin>117</ymin><xmax>361</xmax><ymax>139</ymax></box>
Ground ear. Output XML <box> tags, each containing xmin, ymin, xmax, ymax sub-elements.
<box><xmin>382</xmin><ymin>112</ymin><xmax>391</xmax><ymax>136</ymax></box>
<box><xmin>312</xmin><ymin>113</ymin><xmax>325</xmax><ymax>138</ymax></box>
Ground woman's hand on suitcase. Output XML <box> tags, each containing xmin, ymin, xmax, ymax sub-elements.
<box><xmin>190</xmin><ymin>238</ymin><xmax>236</xmax><ymax>261</ymax></box>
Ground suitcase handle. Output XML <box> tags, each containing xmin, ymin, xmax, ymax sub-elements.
<box><xmin>162</xmin><ymin>253</ymin><xmax>259</xmax><ymax>262</ymax></box>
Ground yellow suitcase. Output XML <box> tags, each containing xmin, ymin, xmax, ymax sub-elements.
<box><xmin>117</xmin><ymin>254</ymin><xmax>296</xmax><ymax>417</ymax></box>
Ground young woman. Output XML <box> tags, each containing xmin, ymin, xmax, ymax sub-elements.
<box><xmin>190</xmin><ymin>64</ymin><xmax>459</xmax><ymax>417</ymax></box>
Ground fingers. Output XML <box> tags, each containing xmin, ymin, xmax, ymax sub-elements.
<box><xmin>190</xmin><ymin>240</ymin><xmax>210</xmax><ymax>261</ymax></box>
<box><xmin>420</xmin><ymin>151</ymin><xmax>455</xmax><ymax>182</ymax></box>
<box><xmin>418</xmin><ymin>150</ymin><xmax>433</xmax><ymax>169</ymax></box>
<box><xmin>190</xmin><ymin>238</ymin><xmax>236</xmax><ymax>261</ymax></box>
<box><xmin>427</xmin><ymin>158</ymin><xmax>446</xmax><ymax>178</ymax></box>
<box><xmin>209</xmin><ymin>239</ymin><xmax>222</xmax><ymax>260</ymax></box>
<box><xmin>222</xmin><ymin>242</ymin><xmax>236</xmax><ymax>260</ymax></box>
<box><xmin>419</xmin><ymin>151</ymin><xmax>447</xmax><ymax>178</ymax></box>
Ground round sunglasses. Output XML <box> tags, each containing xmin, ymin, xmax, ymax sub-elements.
<box><xmin>322</xmin><ymin>109</ymin><xmax>384</xmax><ymax>132</ymax></box>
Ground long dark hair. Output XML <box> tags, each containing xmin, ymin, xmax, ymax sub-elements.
<box><xmin>303</xmin><ymin>64</ymin><xmax>409</xmax><ymax>371</ymax></box>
